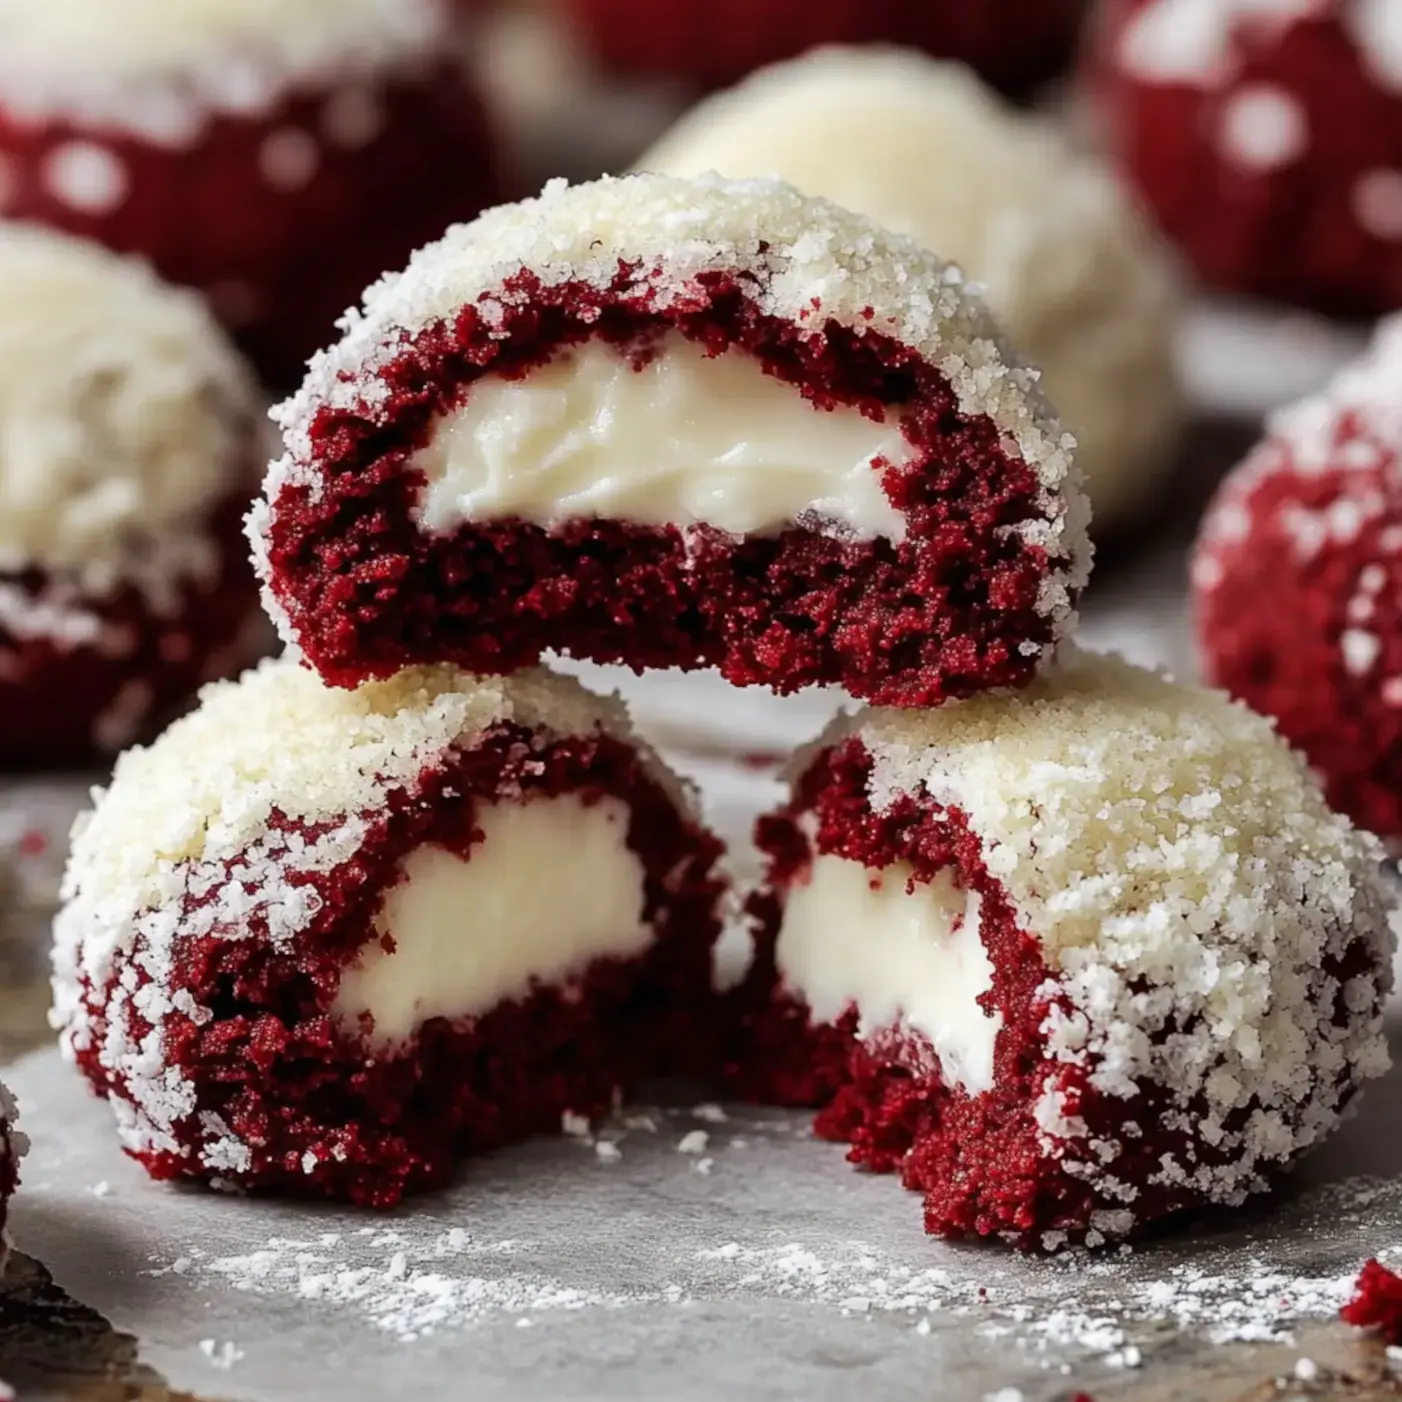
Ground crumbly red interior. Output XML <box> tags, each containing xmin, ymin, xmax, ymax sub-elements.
<box><xmin>1195</xmin><ymin>428</ymin><xmax>1402</xmax><ymax>842</ymax></box>
<box><xmin>563</xmin><ymin>0</ymin><xmax>1086</xmax><ymax>95</ymax></box>
<box><xmin>68</xmin><ymin>728</ymin><xmax>725</xmax><ymax>1206</ymax></box>
<box><xmin>729</xmin><ymin>739</ymin><xmax>1361</xmax><ymax>1246</ymax></box>
<box><xmin>263</xmin><ymin>271</ymin><xmax>1061</xmax><ymax>708</ymax></box>
<box><xmin>0</xmin><ymin>69</ymin><xmax>497</xmax><ymax>385</ymax></box>
<box><xmin>1098</xmin><ymin>0</ymin><xmax>1402</xmax><ymax>316</ymax></box>
<box><xmin>1342</xmin><ymin>1258</ymin><xmax>1402</xmax><ymax>1343</ymax></box>
<box><xmin>0</xmin><ymin>498</ymin><xmax>261</xmax><ymax>770</ymax></box>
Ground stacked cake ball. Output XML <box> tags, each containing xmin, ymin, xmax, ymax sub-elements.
<box><xmin>0</xmin><ymin>0</ymin><xmax>498</xmax><ymax>382</ymax></box>
<box><xmin>52</xmin><ymin>173</ymin><xmax>1395</xmax><ymax>1246</ymax></box>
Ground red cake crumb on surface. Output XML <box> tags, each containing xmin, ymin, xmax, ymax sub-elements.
<box><xmin>251</xmin><ymin>174</ymin><xmax>1087</xmax><ymax>709</ymax></box>
<box><xmin>1094</xmin><ymin>0</ymin><xmax>1402</xmax><ymax>315</ymax></box>
<box><xmin>1341</xmin><ymin>1259</ymin><xmax>1402</xmax><ymax>1342</ymax></box>
<box><xmin>1194</xmin><ymin>315</ymin><xmax>1402</xmax><ymax>842</ymax></box>
<box><xmin>53</xmin><ymin>663</ymin><xmax>724</xmax><ymax>1204</ymax></box>
<box><xmin>0</xmin><ymin>2</ymin><xmax>498</xmax><ymax>383</ymax></box>
<box><xmin>563</xmin><ymin>0</ymin><xmax>1088</xmax><ymax>96</ymax></box>
<box><xmin>729</xmin><ymin>652</ymin><xmax>1395</xmax><ymax>1246</ymax></box>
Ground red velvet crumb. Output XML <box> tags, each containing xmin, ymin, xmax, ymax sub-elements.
<box><xmin>1341</xmin><ymin>1259</ymin><xmax>1402</xmax><ymax>1343</ymax></box>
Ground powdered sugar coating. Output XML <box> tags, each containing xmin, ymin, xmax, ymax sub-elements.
<box><xmin>0</xmin><ymin>0</ymin><xmax>453</xmax><ymax>143</ymax></box>
<box><xmin>52</xmin><ymin>657</ymin><xmax>698</xmax><ymax>1175</ymax></box>
<box><xmin>813</xmin><ymin>648</ymin><xmax>1395</xmax><ymax>1222</ymax></box>
<box><xmin>638</xmin><ymin>48</ymin><xmax>1180</xmax><ymax>529</ymax></box>
<box><xmin>255</xmin><ymin>171</ymin><xmax>1087</xmax><ymax>642</ymax></box>
<box><xmin>0</xmin><ymin>225</ymin><xmax>255</xmax><ymax>601</ymax></box>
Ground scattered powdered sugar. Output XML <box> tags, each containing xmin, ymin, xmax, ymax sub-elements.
<box><xmin>152</xmin><ymin>1229</ymin><xmax>680</xmax><ymax>1343</ymax></box>
<box><xmin>198</xmin><ymin>1338</ymin><xmax>244</xmax><ymax>1369</ymax></box>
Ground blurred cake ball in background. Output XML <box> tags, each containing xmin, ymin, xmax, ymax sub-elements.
<box><xmin>0</xmin><ymin>226</ymin><xmax>264</xmax><ymax>770</ymax></box>
<box><xmin>640</xmin><ymin>49</ymin><xmax>1182</xmax><ymax>533</ymax></box>
<box><xmin>0</xmin><ymin>0</ymin><xmax>498</xmax><ymax>384</ymax></box>
<box><xmin>1194</xmin><ymin>314</ymin><xmax>1402</xmax><ymax>844</ymax></box>
<box><xmin>561</xmin><ymin>0</ymin><xmax>1089</xmax><ymax>97</ymax></box>
<box><xmin>1094</xmin><ymin>0</ymin><xmax>1402</xmax><ymax>316</ymax></box>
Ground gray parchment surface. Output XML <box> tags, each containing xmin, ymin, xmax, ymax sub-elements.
<box><xmin>6</xmin><ymin>1031</ymin><xmax>1402</xmax><ymax>1402</ymax></box>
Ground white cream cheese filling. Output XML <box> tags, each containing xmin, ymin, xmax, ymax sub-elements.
<box><xmin>333</xmin><ymin>792</ymin><xmax>651</xmax><ymax>1046</ymax></box>
<box><xmin>775</xmin><ymin>853</ymin><xmax>1001</xmax><ymax>1094</ymax></box>
<box><xmin>411</xmin><ymin>332</ymin><xmax>913</xmax><ymax>541</ymax></box>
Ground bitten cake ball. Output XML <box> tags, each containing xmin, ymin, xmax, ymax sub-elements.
<box><xmin>0</xmin><ymin>0</ymin><xmax>497</xmax><ymax>383</ymax></box>
<box><xmin>562</xmin><ymin>0</ymin><xmax>1087</xmax><ymax>97</ymax></box>
<box><xmin>733</xmin><ymin>650</ymin><xmax>1394</xmax><ymax>1247</ymax></box>
<box><xmin>641</xmin><ymin>49</ymin><xmax>1181</xmax><ymax>532</ymax></box>
<box><xmin>1097</xmin><ymin>0</ymin><xmax>1402</xmax><ymax>315</ymax></box>
<box><xmin>52</xmin><ymin>659</ymin><xmax>725</xmax><ymax>1204</ymax></box>
<box><xmin>0</xmin><ymin>226</ymin><xmax>264</xmax><ymax>770</ymax></box>
<box><xmin>250</xmin><ymin>173</ymin><xmax>1089</xmax><ymax>709</ymax></box>
<box><xmin>1194</xmin><ymin>315</ymin><xmax>1402</xmax><ymax>842</ymax></box>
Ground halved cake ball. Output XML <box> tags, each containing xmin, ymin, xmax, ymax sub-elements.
<box><xmin>0</xmin><ymin>1078</ymin><xmax>21</xmax><ymax>1273</ymax></box>
<box><xmin>640</xmin><ymin>48</ymin><xmax>1182</xmax><ymax>533</ymax></box>
<box><xmin>732</xmin><ymin>650</ymin><xmax>1394</xmax><ymax>1247</ymax></box>
<box><xmin>0</xmin><ymin>226</ymin><xmax>264</xmax><ymax>770</ymax></box>
<box><xmin>0</xmin><ymin>0</ymin><xmax>497</xmax><ymax>382</ymax></box>
<box><xmin>250</xmin><ymin>173</ymin><xmax>1089</xmax><ymax>709</ymax></box>
<box><xmin>52</xmin><ymin>658</ymin><xmax>725</xmax><ymax>1204</ymax></box>
<box><xmin>1194</xmin><ymin>315</ymin><xmax>1402</xmax><ymax>843</ymax></box>
<box><xmin>1095</xmin><ymin>0</ymin><xmax>1402</xmax><ymax>315</ymax></box>
<box><xmin>562</xmin><ymin>0</ymin><xmax>1088</xmax><ymax>97</ymax></box>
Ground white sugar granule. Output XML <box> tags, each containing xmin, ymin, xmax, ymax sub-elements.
<box><xmin>677</xmin><ymin>1130</ymin><xmax>709</xmax><ymax>1155</ymax></box>
<box><xmin>198</xmin><ymin>1339</ymin><xmax>243</xmax><ymax>1369</ymax></box>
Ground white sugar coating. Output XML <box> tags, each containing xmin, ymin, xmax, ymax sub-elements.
<box><xmin>0</xmin><ymin>224</ymin><xmax>255</xmax><ymax>601</ymax></box>
<box><xmin>1267</xmin><ymin>311</ymin><xmax>1402</xmax><ymax>467</ymax></box>
<box><xmin>52</xmin><ymin>656</ymin><xmax>696</xmax><ymax>1168</ymax></box>
<box><xmin>1116</xmin><ymin>0</ymin><xmax>1399</xmax><ymax>88</ymax></box>
<box><xmin>802</xmin><ymin>648</ymin><xmax>1395</xmax><ymax>1220</ymax></box>
<box><xmin>1194</xmin><ymin>314</ymin><xmax>1402</xmax><ymax>593</ymax></box>
<box><xmin>255</xmin><ymin>172</ymin><xmax>1088</xmax><ymax>643</ymax></box>
<box><xmin>0</xmin><ymin>0</ymin><xmax>452</xmax><ymax>141</ymax></box>
<box><xmin>638</xmin><ymin>48</ymin><xmax>1181</xmax><ymax>529</ymax></box>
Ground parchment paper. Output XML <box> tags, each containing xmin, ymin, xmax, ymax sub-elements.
<box><xmin>5</xmin><ymin>1031</ymin><xmax>1402</xmax><ymax>1402</ymax></box>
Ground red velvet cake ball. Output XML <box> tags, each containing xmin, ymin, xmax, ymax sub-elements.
<box><xmin>52</xmin><ymin>659</ymin><xmax>725</xmax><ymax>1204</ymax></box>
<box><xmin>0</xmin><ymin>226</ymin><xmax>264</xmax><ymax>771</ymax></box>
<box><xmin>0</xmin><ymin>1078</ymin><xmax>21</xmax><ymax>1273</ymax></box>
<box><xmin>1194</xmin><ymin>315</ymin><xmax>1402</xmax><ymax>842</ymax></box>
<box><xmin>0</xmin><ymin>0</ymin><xmax>497</xmax><ymax>383</ymax></box>
<box><xmin>731</xmin><ymin>650</ymin><xmax>1394</xmax><ymax>1247</ymax></box>
<box><xmin>1096</xmin><ymin>0</ymin><xmax>1402</xmax><ymax>315</ymax></box>
<box><xmin>249</xmin><ymin>173</ymin><xmax>1090</xmax><ymax>709</ymax></box>
<box><xmin>562</xmin><ymin>0</ymin><xmax>1088</xmax><ymax>97</ymax></box>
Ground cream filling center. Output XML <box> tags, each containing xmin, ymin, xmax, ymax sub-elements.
<box><xmin>333</xmin><ymin>793</ymin><xmax>651</xmax><ymax>1046</ymax></box>
<box><xmin>775</xmin><ymin>853</ymin><xmax>1001</xmax><ymax>1094</ymax></box>
<box><xmin>411</xmin><ymin>333</ymin><xmax>912</xmax><ymax>541</ymax></box>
